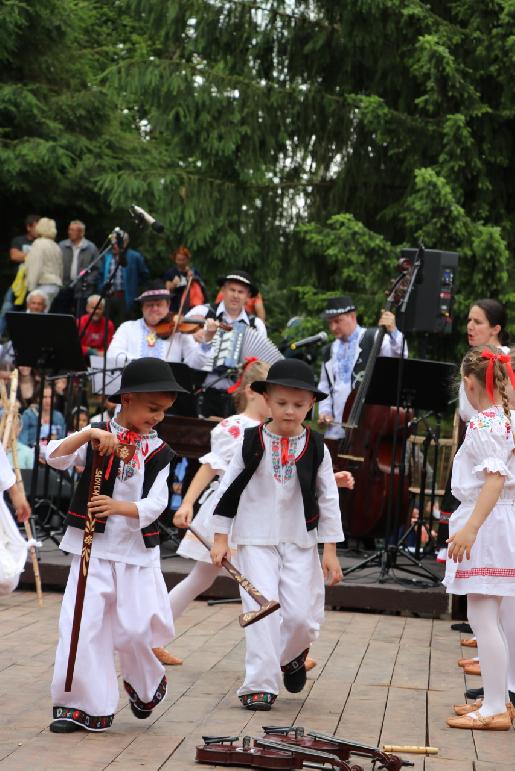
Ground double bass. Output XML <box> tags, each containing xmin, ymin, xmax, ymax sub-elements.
<box><xmin>333</xmin><ymin>259</ymin><xmax>414</xmax><ymax>538</ymax></box>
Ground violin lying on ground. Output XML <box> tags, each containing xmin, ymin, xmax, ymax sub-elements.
<box><xmin>196</xmin><ymin>734</ymin><xmax>363</xmax><ymax>770</ymax></box>
<box><xmin>195</xmin><ymin>727</ymin><xmax>414</xmax><ymax>770</ymax></box>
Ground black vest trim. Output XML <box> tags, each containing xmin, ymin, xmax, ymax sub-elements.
<box><xmin>65</xmin><ymin>422</ymin><xmax>174</xmax><ymax>549</ymax></box>
<box><xmin>213</xmin><ymin>424</ymin><xmax>325</xmax><ymax>531</ymax></box>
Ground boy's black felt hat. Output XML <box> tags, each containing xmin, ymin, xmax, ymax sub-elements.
<box><xmin>250</xmin><ymin>359</ymin><xmax>327</xmax><ymax>402</ymax></box>
<box><xmin>112</xmin><ymin>357</ymin><xmax>189</xmax><ymax>402</ymax></box>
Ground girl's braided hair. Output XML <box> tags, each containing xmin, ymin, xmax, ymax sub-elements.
<box><xmin>233</xmin><ymin>360</ymin><xmax>270</xmax><ymax>412</ymax></box>
<box><xmin>462</xmin><ymin>344</ymin><xmax>512</xmax><ymax>427</ymax></box>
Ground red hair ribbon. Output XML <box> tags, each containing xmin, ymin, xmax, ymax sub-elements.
<box><xmin>105</xmin><ymin>429</ymin><xmax>141</xmax><ymax>480</ymax></box>
<box><xmin>481</xmin><ymin>350</ymin><xmax>515</xmax><ymax>401</ymax></box>
<box><xmin>227</xmin><ymin>356</ymin><xmax>259</xmax><ymax>394</ymax></box>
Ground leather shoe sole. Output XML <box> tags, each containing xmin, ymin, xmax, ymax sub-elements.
<box><xmin>447</xmin><ymin>710</ymin><xmax>512</xmax><ymax>730</ymax></box>
<box><xmin>50</xmin><ymin>719</ymin><xmax>84</xmax><ymax>733</ymax></box>
<box><xmin>152</xmin><ymin>647</ymin><xmax>183</xmax><ymax>666</ymax></box>
<box><xmin>463</xmin><ymin>662</ymin><xmax>481</xmax><ymax>676</ymax></box>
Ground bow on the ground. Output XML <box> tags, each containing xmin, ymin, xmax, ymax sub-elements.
<box><xmin>64</xmin><ymin>441</ymin><xmax>135</xmax><ymax>692</ymax></box>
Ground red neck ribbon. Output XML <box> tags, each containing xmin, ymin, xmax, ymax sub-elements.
<box><xmin>481</xmin><ymin>349</ymin><xmax>515</xmax><ymax>402</ymax></box>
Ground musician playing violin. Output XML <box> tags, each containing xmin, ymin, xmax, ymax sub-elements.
<box><xmin>317</xmin><ymin>295</ymin><xmax>407</xmax><ymax>440</ymax></box>
<box><xmin>106</xmin><ymin>281</ymin><xmax>209</xmax><ymax>368</ymax></box>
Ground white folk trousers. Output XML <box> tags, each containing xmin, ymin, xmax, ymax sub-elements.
<box><xmin>236</xmin><ymin>543</ymin><xmax>325</xmax><ymax>697</ymax></box>
<box><xmin>51</xmin><ymin>555</ymin><xmax>174</xmax><ymax>723</ymax></box>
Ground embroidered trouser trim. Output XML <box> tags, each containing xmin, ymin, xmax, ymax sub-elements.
<box><xmin>52</xmin><ymin>706</ymin><xmax>113</xmax><ymax>732</ymax></box>
<box><xmin>124</xmin><ymin>676</ymin><xmax>167</xmax><ymax>712</ymax></box>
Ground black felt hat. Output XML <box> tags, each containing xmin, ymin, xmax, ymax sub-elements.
<box><xmin>251</xmin><ymin>359</ymin><xmax>327</xmax><ymax>402</ymax></box>
<box><xmin>111</xmin><ymin>357</ymin><xmax>189</xmax><ymax>402</ymax></box>
<box><xmin>135</xmin><ymin>280</ymin><xmax>171</xmax><ymax>303</ymax></box>
<box><xmin>321</xmin><ymin>295</ymin><xmax>356</xmax><ymax>318</ymax></box>
<box><xmin>217</xmin><ymin>269</ymin><xmax>258</xmax><ymax>297</ymax></box>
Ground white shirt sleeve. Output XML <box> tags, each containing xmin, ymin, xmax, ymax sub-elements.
<box><xmin>466</xmin><ymin>415</ymin><xmax>514</xmax><ymax>480</ymax></box>
<box><xmin>181</xmin><ymin>332</ymin><xmax>210</xmax><ymax>369</ymax></box>
<box><xmin>379</xmin><ymin>327</ymin><xmax>408</xmax><ymax>358</ymax></box>
<box><xmin>253</xmin><ymin>317</ymin><xmax>267</xmax><ymax>337</ymax></box>
<box><xmin>211</xmin><ymin>446</ymin><xmax>246</xmax><ymax>534</ymax></box>
<box><xmin>317</xmin><ymin>355</ymin><xmax>333</xmax><ymax>418</ymax></box>
<box><xmin>106</xmin><ymin>322</ymin><xmax>132</xmax><ymax>365</ymax></box>
<box><xmin>0</xmin><ymin>443</ymin><xmax>16</xmax><ymax>491</ymax></box>
<box><xmin>200</xmin><ymin>420</ymin><xmax>242</xmax><ymax>473</ymax></box>
<box><xmin>135</xmin><ymin>464</ymin><xmax>170</xmax><ymax>528</ymax></box>
<box><xmin>46</xmin><ymin>429</ymin><xmax>89</xmax><ymax>470</ymax></box>
<box><xmin>316</xmin><ymin>446</ymin><xmax>345</xmax><ymax>543</ymax></box>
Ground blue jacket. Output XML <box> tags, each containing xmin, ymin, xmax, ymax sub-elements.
<box><xmin>99</xmin><ymin>249</ymin><xmax>150</xmax><ymax>310</ymax></box>
<box><xmin>19</xmin><ymin>407</ymin><xmax>66</xmax><ymax>448</ymax></box>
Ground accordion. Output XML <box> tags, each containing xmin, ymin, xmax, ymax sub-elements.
<box><xmin>202</xmin><ymin>322</ymin><xmax>283</xmax><ymax>372</ymax></box>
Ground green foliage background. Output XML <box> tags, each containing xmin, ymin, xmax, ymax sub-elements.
<box><xmin>2</xmin><ymin>0</ymin><xmax>515</xmax><ymax>362</ymax></box>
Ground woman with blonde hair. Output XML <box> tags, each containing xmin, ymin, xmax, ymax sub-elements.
<box><xmin>24</xmin><ymin>217</ymin><xmax>63</xmax><ymax>308</ymax></box>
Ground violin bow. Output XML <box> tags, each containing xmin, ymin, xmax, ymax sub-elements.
<box><xmin>65</xmin><ymin>441</ymin><xmax>135</xmax><ymax>692</ymax></box>
<box><xmin>165</xmin><ymin>271</ymin><xmax>194</xmax><ymax>360</ymax></box>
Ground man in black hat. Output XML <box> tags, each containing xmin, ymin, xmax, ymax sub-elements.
<box><xmin>106</xmin><ymin>281</ymin><xmax>208</xmax><ymax>369</ymax></box>
<box><xmin>46</xmin><ymin>357</ymin><xmax>187</xmax><ymax>733</ymax></box>
<box><xmin>318</xmin><ymin>296</ymin><xmax>407</xmax><ymax>439</ymax></box>
<box><xmin>186</xmin><ymin>270</ymin><xmax>268</xmax><ymax>417</ymax></box>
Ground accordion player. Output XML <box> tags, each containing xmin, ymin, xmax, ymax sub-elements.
<box><xmin>186</xmin><ymin>270</ymin><xmax>283</xmax><ymax>418</ymax></box>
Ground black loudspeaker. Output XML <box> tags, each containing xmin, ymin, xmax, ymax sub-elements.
<box><xmin>399</xmin><ymin>248</ymin><xmax>459</xmax><ymax>334</ymax></box>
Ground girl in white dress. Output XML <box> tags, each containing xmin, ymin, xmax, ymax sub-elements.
<box><xmin>168</xmin><ymin>360</ymin><xmax>271</xmax><ymax>616</ymax></box>
<box><xmin>444</xmin><ymin>345</ymin><xmax>515</xmax><ymax>730</ymax></box>
<box><xmin>0</xmin><ymin>442</ymin><xmax>31</xmax><ymax>595</ymax></box>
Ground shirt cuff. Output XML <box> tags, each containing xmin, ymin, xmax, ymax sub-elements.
<box><xmin>212</xmin><ymin>514</ymin><xmax>231</xmax><ymax>534</ymax></box>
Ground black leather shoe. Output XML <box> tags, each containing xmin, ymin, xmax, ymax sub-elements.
<box><xmin>465</xmin><ymin>686</ymin><xmax>484</xmax><ymax>700</ymax></box>
<box><xmin>509</xmin><ymin>690</ymin><xmax>515</xmax><ymax>707</ymax></box>
<box><xmin>451</xmin><ymin>622</ymin><xmax>473</xmax><ymax>634</ymax></box>
<box><xmin>129</xmin><ymin>701</ymin><xmax>152</xmax><ymax>720</ymax></box>
<box><xmin>50</xmin><ymin>719</ymin><xmax>84</xmax><ymax>733</ymax></box>
<box><xmin>283</xmin><ymin>666</ymin><xmax>307</xmax><ymax>694</ymax></box>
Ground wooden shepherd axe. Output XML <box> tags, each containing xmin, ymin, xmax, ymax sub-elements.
<box><xmin>188</xmin><ymin>525</ymin><xmax>280</xmax><ymax>627</ymax></box>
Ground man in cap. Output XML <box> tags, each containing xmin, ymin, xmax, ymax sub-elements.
<box><xmin>187</xmin><ymin>270</ymin><xmax>267</xmax><ymax>417</ymax></box>
<box><xmin>107</xmin><ymin>281</ymin><xmax>207</xmax><ymax>369</ymax></box>
<box><xmin>317</xmin><ymin>296</ymin><xmax>407</xmax><ymax>439</ymax></box>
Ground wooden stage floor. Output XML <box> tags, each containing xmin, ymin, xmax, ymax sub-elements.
<box><xmin>1</xmin><ymin>589</ymin><xmax>513</xmax><ymax>770</ymax></box>
<box><xmin>19</xmin><ymin>539</ymin><xmax>449</xmax><ymax>617</ymax></box>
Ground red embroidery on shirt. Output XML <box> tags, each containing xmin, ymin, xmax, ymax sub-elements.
<box><xmin>228</xmin><ymin>425</ymin><xmax>241</xmax><ymax>439</ymax></box>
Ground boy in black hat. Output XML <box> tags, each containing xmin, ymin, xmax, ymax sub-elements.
<box><xmin>210</xmin><ymin>359</ymin><xmax>344</xmax><ymax>710</ymax></box>
<box><xmin>318</xmin><ymin>295</ymin><xmax>406</xmax><ymax>439</ymax></box>
<box><xmin>46</xmin><ymin>358</ymin><xmax>187</xmax><ymax>733</ymax></box>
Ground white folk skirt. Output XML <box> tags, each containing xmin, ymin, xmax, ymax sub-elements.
<box><xmin>443</xmin><ymin>500</ymin><xmax>515</xmax><ymax>596</ymax></box>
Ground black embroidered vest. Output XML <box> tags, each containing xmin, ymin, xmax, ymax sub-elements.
<box><xmin>213</xmin><ymin>424</ymin><xmax>325</xmax><ymax>531</ymax></box>
<box><xmin>65</xmin><ymin>422</ymin><xmax>174</xmax><ymax>548</ymax></box>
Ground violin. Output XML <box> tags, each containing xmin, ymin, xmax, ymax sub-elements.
<box><xmin>261</xmin><ymin>726</ymin><xmax>351</xmax><ymax>761</ymax></box>
<box><xmin>153</xmin><ymin>313</ymin><xmax>205</xmax><ymax>338</ymax></box>
<box><xmin>195</xmin><ymin>736</ymin><xmax>302</xmax><ymax>769</ymax></box>
<box><xmin>306</xmin><ymin>730</ymin><xmax>409</xmax><ymax>771</ymax></box>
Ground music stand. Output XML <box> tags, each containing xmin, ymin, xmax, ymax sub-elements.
<box><xmin>342</xmin><ymin>357</ymin><xmax>457</xmax><ymax>584</ymax></box>
<box><xmin>6</xmin><ymin>313</ymin><xmax>87</xmax><ymax>541</ymax></box>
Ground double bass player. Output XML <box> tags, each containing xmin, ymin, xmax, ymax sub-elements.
<box><xmin>317</xmin><ymin>295</ymin><xmax>408</xmax><ymax>439</ymax></box>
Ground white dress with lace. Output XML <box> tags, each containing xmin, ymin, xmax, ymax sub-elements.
<box><xmin>177</xmin><ymin>413</ymin><xmax>259</xmax><ymax>562</ymax></box>
<box><xmin>443</xmin><ymin>406</ymin><xmax>515</xmax><ymax>596</ymax></box>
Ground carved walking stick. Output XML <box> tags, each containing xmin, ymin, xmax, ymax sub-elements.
<box><xmin>0</xmin><ymin>372</ymin><xmax>43</xmax><ymax>606</ymax></box>
<box><xmin>65</xmin><ymin>442</ymin><xmax>135</xmax><ymax>692</ymax></box>
<box><xmin>188</xmin><ymin>525</ymin><xmax>280</xmax><ymax>627</ymax></box>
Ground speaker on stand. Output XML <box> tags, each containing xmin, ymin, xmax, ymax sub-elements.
<box><xmin>398</xmin><ymin>249</ymin><xmax>459</xmax><ymax>337</ymax></box>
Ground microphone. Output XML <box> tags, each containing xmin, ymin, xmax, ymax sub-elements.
<box><xmin>290</xmin><ymin>331</ymin><xmax>328</xmax><ymax>350</ymax></box>
<box><xmin>129</xmin><ymin>204</ymin><xmax>165</xmax><ymax>233</ymax></box>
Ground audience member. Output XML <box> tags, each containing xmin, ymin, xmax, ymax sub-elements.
<box><xmin>0</xmin><ymin>215</ymin><xmax>40</xmax><ymax>336</ymax></box>
<box><xmin>26</xmin><ymin>289</ymin><xmax>48</xmax><ymax>313</ymax></box>
<box><xmin>163</xmin><ymin>246</ymin><xmax>207</xmax><ymax>313</ymax></box>
<box><xmin>99</xmin><ymin>231</ymin><xmax>149</xmax><ymax>326</ymax></box>
<box><xmin>19</xmin><ymin>384</ymin><xmax>66</xmax><ymax>447</ymax></box>
<box><xmin>6</xmin><ymin>415</ymin><xmax>34</xmax><ymax>470</ymax></box>
<box><xmin>59</xmin><ymin>220</ymin><xmax>99</xmax><ymax>315</ymax></box>
<box><xmin>25</xmin><ymin>218</ymin><xmax>63</xmax><ymax>307</ymax></box>
<box><xmin>77</xmin><ymin>295</ymin><xmax>114</xmax><ymax>357</ymax></box>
